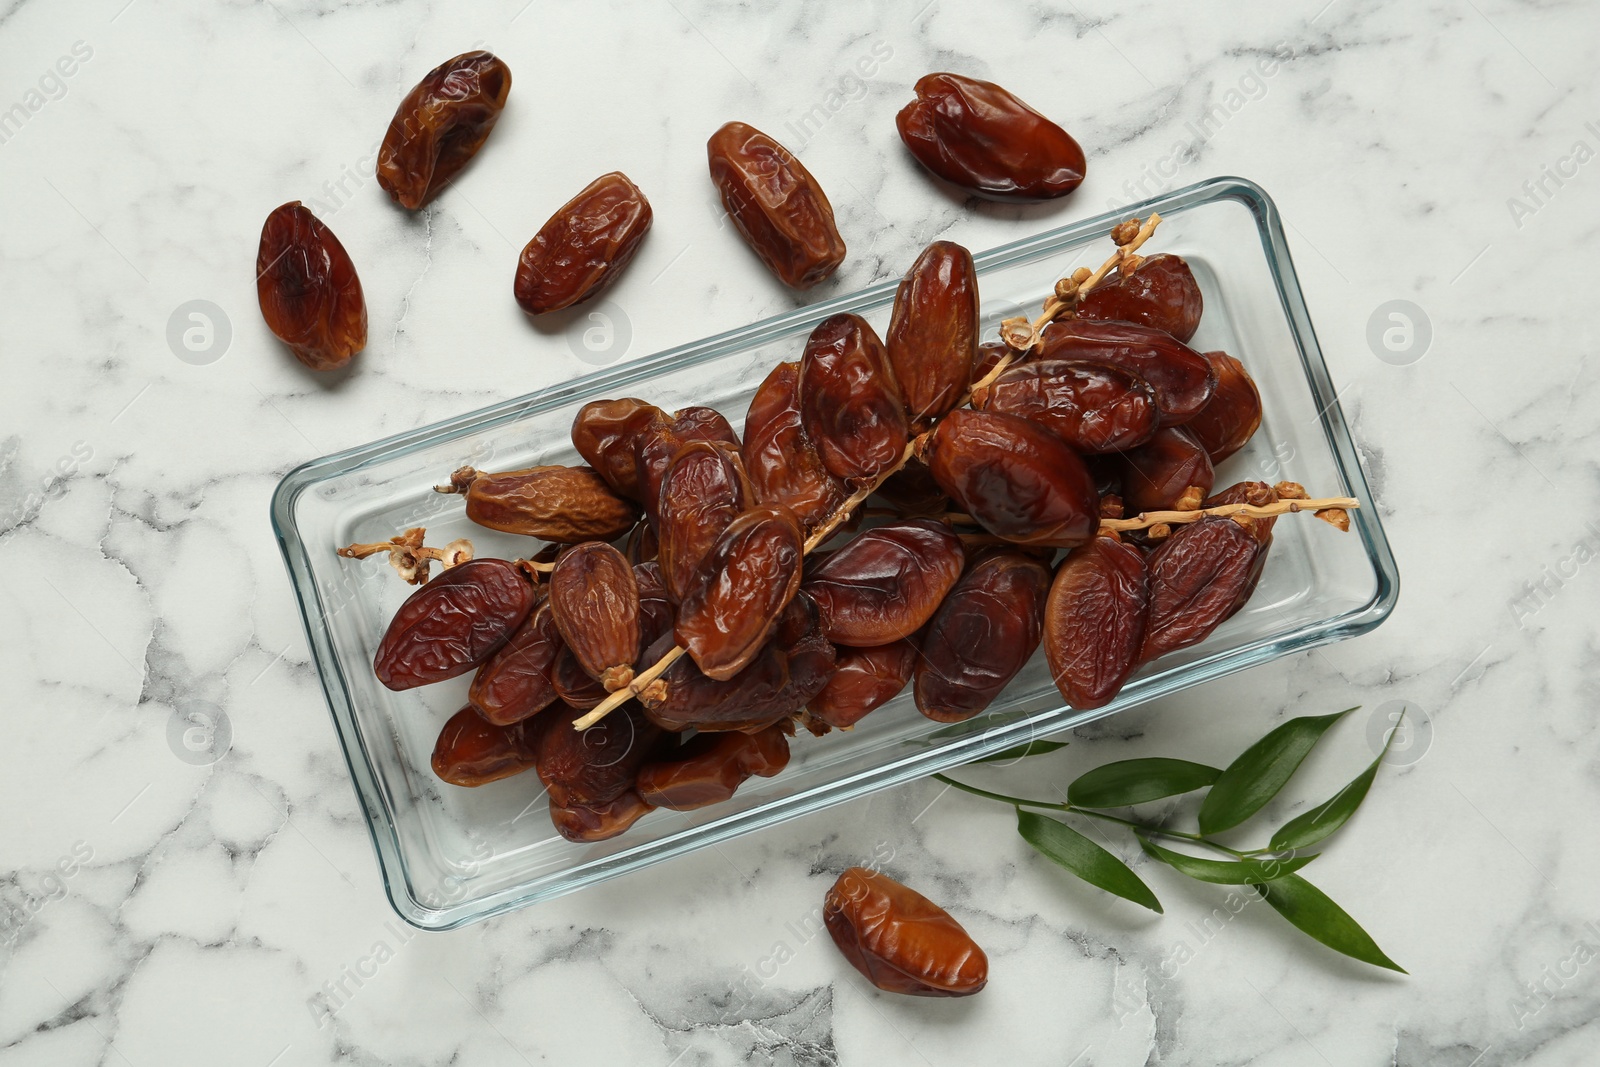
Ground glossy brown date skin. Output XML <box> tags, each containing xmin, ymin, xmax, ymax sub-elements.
<box><xmin>927</xmin><ymin>409</ymin><xmax>1101</xmax><ymax>549</ymax></box>
<box><xmin>1117</xmin><ymin>425</ymin><xmax>1215</xmax><ymax>514</ymax></box>
<box><xmin>549</xmin><ymin>543</ymin><xmax>640</xmax><ymax>691</ymax></box>
<box><xmin>1186</xmin><ymin>351</ymin><xmax>1263</xmax><ymax>464</ymax></box>
<box><xmin>656</xmin><ymin>442</ymin><xmax>751</xmax><ymax>603</ymax></box>
<box><xmin>824</xmin><ymin>867</ymin><xmax>988</xmax><ymax>997</ymax></box>
<box><xmin>572</xmin><ymin>398</ymin><xmax>664</xmax><ymax>502</ymax></box>
<box><xmin>549</xmin><ymin>789</ymin><xmax>654</xmax><ymax>843</ymax></box>
<box><xmin>635</xmin><ymin>725</ymin><xmax>790</xmax><ymax>810</ymax></box>
<box><xmin>431</xmin><ymin>706</ymin><xmax>543</xmax><ymax>787</ymax></box>
<box><xmin>914</xmin><ymin>551</ymin><xmax>1051</xmax><ymax>723</ymax></box>
<box><xmin>972</xmin><ymin>339</ymin><xmax>1011</xmax><ymax>384</ymax></box>
<box><xmin>458</xmin><ymin>465</ymin><xmax>640</xmax><ymax>544</ymax></box>
<box><xmin>896</xmin><ymin>72</ymin><xmax>1085</xmax><ymax>202</ymax></box>
<box><xmin>256</xmin><ymin>202</ymin><xmax>367</xmax><ymax>371</ymax></box>
<box><xmin>468</xmin><ymin>600</ymin><xmax>561</xmax><ymax>725</ymax></box>
<box><xmin>886</xmin><ymin>241</ymin><xmax>978</xmax><ymax>427</ymax></box>
<box><xmin>515</xmin><ymin>172</ymin><xmax>653</xmax><ymax>314</ymax></box>
<box><xmin>1039</xmin><ymin>320</ymin><xmax>1216</xmax><ymax>426</ymax></box>
<box><xmin>707</xmin><ymin>121</ymin><xmax>846</xmax><ymax>289</ymax></box>
<box><xmin>675</xmin><ymin>506</ymin><xmax>803</xmax><ymax>681</ymax></box>
<box><xmin>377</xmin><ymin>51</ymin><xmax>512</xmax><ymax>210</ymax></box>
<box><xmin>535</xmin><ymin>701</ymin><xmax>660</xmax><ymax>808</ymax></box>
<box><xmin>1077</xmin><ymin>254</ymin><xmax>1204</xmax><ymax>343</ymax></box>
<box><xmin>639</xmin><ymin>633</ymin><xmax>791</xmax><ymax>733</ymax></box>
<box><xmin>634</xmin><ymin>561</ymin><xmax>677</xmax><ymax>651</ymax></box>
<box><xmin>1139</xmin><ymin>516</ymin><xmax>1266</xmax><ymax>663</ymax></box>
<box><xmin>803</xmin><ymin>519</ymin><xmax>965</xmax><ymax>646</ymax></box>
<box><xmin>807</xmin><ymin>640</ymin><xmax>918</xmax><ymax>729</ymax></box>
<box><xmin>634</xmin><ymin>407</ymin><xmax>741</xmax><ymax>529</ymax></box>
<box><xmin>742</xmin><ymin>362</ymin><xmax>848</xmax><ymax>531</ymax></box>
<box><xmin>800</xmin><ymin>313</ymin><xmax>910</xmax><ymax>484</ymax></box>
<box><xmin>553</xmin><ymin>644</ymin><xmax>607</xmax><ymax>710</ymax></box>
<box><xmin>375</xmin><ymin>559</ymin><xmax>535</xmax><ymax>690</ymax></box>
<box><xmin>972</xmin><ymin>359</ymin><xmax>1159</xmax><ymax>454</ymax></box>
<box><xmin>872</xmin><ymin>456</ymin><xmax>950</xmax><ymax>519</ymax></box>
<box><xmin>1044</xmin><ymin>537</ymin><xmax>1149</xmax><ymax>709</ymax></box>
<box><xmin>1202</xmin><ymin>481</ymin><xmax>1278</xmax><ymax>545</ymax></box>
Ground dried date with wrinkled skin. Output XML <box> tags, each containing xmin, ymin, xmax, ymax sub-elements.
<box><xmin>549</xmin><ymin>543</ymin><xmax>640</xmax><ymax>690</ymax></box>
<box><xmin>1077</xmin><ymin>254</ymin><xmax>1204</xmax><ymax>343</ymax></box>
<box><xmin>927</xmin><ymin>409</ymin><xmax>1101</xmax><ymax>549</ymax></box>
<box><xmin>675</xmin><ymin>505</ymin><xmax>803</xmax><ymax>681</ymax></box>
<box><xmin>896</xmin><ymin>72</ymin><xmax>1085</xmax><ymax>202</ymax></box>
<box><xmin>886</xmin><ymin>241</ymin><xmax>978</xmax><ymax>428</ymax></box>
<box><xmin>872</xmin><ymin>456</ymin><xmax>950</xmax><ymax>519</ymax></box>
<box><xmin>626</xmin><ymin>520</ymin><xmax>660</xmax><ymax>565</ymax></box>
<box><xmin>376</xmin><ymin>51</ymin><xmax>512</xmax><ymax>210</ymax></box>
<box><xmin>375</xmin><ymin>558</ymin><xmax>536</xmax><ymax>690</ymax></box>
<box><xmin>447</xmin><ymin>465</ymin><xmax>640</xmax><ymax>544</ymax></box>
<box><xmin>1185</xmin><ymin>351</ymin><xmax>1263</xmax><ymax>464</ymax></box>
<box><xmin>1203</xmin><ymin>481</ymin><xmax>1279</xmax><ymax>545</ymax></box>
<box><xmin>431</xmin><ymin>705</ymin><xmax>544</xmax><ymax>787</ymax></box>
<box><xmin>915</xmin><ymin>550</ymin><xmax>1051</xmax><ymax>723</ymax></box>
<box><xmin>1038</xmin><ymin>319</ymin><xmax>1216</xmax><ymax>426</ymax></box>
<box><xmin>634</xmin><ymin>561</ymin><xmax>676</xmax><ymax>652</ymax></box>
<box><xmin>468</xmin><ymin>600</ymin><xmax>561</xmax><ymax>725</ymax></box>
<box><xmin>1044</xmin><ymin>537</ymin><xmax>1148</xmax><ymax>709</ymax></box>
<box><xmin>1118</xmin><ymin>425</ymin><xmax>1215</xmax><ymax>514</ymax></box>
<box><xmin>572</xmin><ymin>398</ymin><xmax>664</xmax><ymax>502</ymax></box>
<box><xmin>552</xmin><ymin>644</ymin><xmax>606</xmax><ymax>710</ymax></box>
<box><xmin>634</xmin><ymin>407</ymin><xmax>741</xmax><ymax>530</ymax></box>
<box><xmin>656</xmin><ymin>442</ymin><xmax>752</xmax><ymax>603</ymax></box>
<box><xmin>635</xmin><ymin>725</ymin><xmax>790</xmax><ymax>810</ymax></box>
<box><xmin>515</xmin><ymin>172</ymin><xmax>653</xmax><ymax>314</ymax></box>
<box><xmin>638</xmin><ymin>631</ymin><xmax>792</xmax><ymax>733</ymax></box>
<box><xmin>549</xmin><ymin>789</ymin><xmax>654</xmax><ymax>843</ymax></box>
<box><xmin>800</xmin><ymin>313</ymin><xmax>910</xmax><ymax>484</ymax></box>
<box><xmin>807</xmin><ymin>640</ymin><xmax>918</xmax><ymax>729</ymax></box>
<box><xmin>1139</xmin><ymin>516</ymin><xmax>1266</xmax><ymax>663</ymax></box>
<box><xmin>742</xmin><ymin>362</ymin><xmax>848</xmax><ymax>531</ymax></box>
<box><xmin>803</xmin><ymin>519</ymin><xmax>965</xmax><ymax>646</ymax></box>
<box><xmin>535</xmin><ymin>701</ymin><xmax>659</xmax><ymax>808</ymax></box>
<box><xmin>256</xmin><ymin>202</ymin><xmax>367</xmax><ymax>371</ymax></box>
<box><xmin>824</xmin><ymin>867</ymin><xmax>988</xmax><ymax>997</ymax></box>
<box><xmin>707</xmin><ymin>121</ymin><xmax>846</xmax><ymax>289</ymax></box>
<box><xmin>971</xmin><ymin>359</ymin><xmax>1159</xmax><ymax>454</ymax></box>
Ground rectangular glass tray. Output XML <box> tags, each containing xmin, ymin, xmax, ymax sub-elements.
<box><xmin>272</xmin><ymin>177</ymin><xmax>1398</xmax><ymax>930</ymax></box>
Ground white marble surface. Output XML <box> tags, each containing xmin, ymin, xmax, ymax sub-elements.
<box><xmin>1</xmin><ymin>0</ymin><xmax>1597</xmax><ymax>1063</ymax></box>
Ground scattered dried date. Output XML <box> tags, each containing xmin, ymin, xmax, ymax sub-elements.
<box><xmin>256</xmin><ymin>201</ymin><xmax>367</xmax><ymax>371</ymax></box>
<box><xmin>376</xmin><ymin>51</ymin><xmax>512</xmax><ymax>210</ymax></box>
<box><xmin>707</xmin><ymin>121</ymin><xmax>846</xmax><ymax>288</ymax></box>
<box><xmin>824</xmin><ymin>867</ymin><xmax>988</xmax><ymax>997</ymax></box>
<box><xmin>515</xmin><ymin>171</ymin><xmax>653</xmax><ymax>314</ymax></box>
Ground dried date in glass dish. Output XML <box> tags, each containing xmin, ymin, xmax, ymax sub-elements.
<box><xmin>742</xmin><ymin>362</ymin><xmax>848</xmax><ymax>531</ymax></box>
<box><xmin>442</xmin><ymin>465</ymin><xmax>640</xmax><ymax>543</ymax></box>
<box><xmin>807</xmin><ymin>640</ymin><xmax>918</xmax><ymax>729</ymax></box>
<box><xmin>635</xmin><ymin>725</ymin><xmax>790</xmax><ymax>810</ymax></box>
<box><xmin>572</xmin><ymin>398</ymin><xmax>663</xmax><ymax>502</ymax></box>
<box><xmin>1139</xmin><ymin>516</ymin><xmax>1267</xmax><ymax>663</ymax></box>
<box><xmin>548</xmin><ymin>543</ymin><xmax>641</xmax><ymax>691</ymax></box>
<box><xmin>468</xmin><ymin>600</ymin><xmax>562</xmax><ymax>725</ymax></box>
<box><xmin>431</xmin><ymin>706</ymin><xmax>544</xmax><ymax>787</ymax></box>
<box><xmin>800</xmin><ymin>313</ymin><xmax>910</xmax><ymax>484</ymax></box>
<box><xmin>927</xmin><ymin>409</ymin><xmax>1100</xmax><ymax>549</ymax></box>
<box><xmin>1076</xmin><ymin>253</ymin><xmax>1204</xmax><ymax>343</ymax></box>
<box><xmin>550</xmin><ymin>790</ymin><xmax>654</xmax><ymax>843</ymax></box>
<box><xmin>256</xmin><ymin>201</ymin><xmax>367</xmax><ymax>371</ymax></box>
<box><xmin>535</xmin><ymin>702</ymin><xmax>659</xmax><ymax>808</ymax></box>
<box><xmin>376</xmin><ymin>51</ymin><xmax>512</xmax><ymax>210</ymax></box>
<box><xmin>655</xmin><ymin>441</ymin><xmax>752</xmax><ymax>603</ymax></box>
<box><xmin>886</xmin><ymin>241</ymin><xmax>978</xmax><ymax>429</ymax></box>
<box><xmin>674</xmin><ymin>505</ymin><xmax>804</xmax><ymax>681</ymax></box>
<box><xmin>971</xmin><ymin>359</ymin><xmax>1159</xmax><ymax>454</ymax></box>
<box><xmin>824</xmin><ymin>867</ymin><xmax>988</xmax><ymax>997</ymax></box>
<box><xmin>1117</xmin><ymin>425</ymin><xmax>1215</xmax><ymax>514</ymax></box>
<box><xmin>803</xmin><ymin>519</ymin><xmax>965</xmax><ymax>647</ymax></box>
<box><xmin>515</xmin><ymin>172</ymin><xmax>653</xmax><ymax>314</ymax></box>
<box><xmin>915</xmin><ymin>550</ymin><xmax>1051</xmax><ymax>723</ymax></box>
<box><xmin>1038</xmin><ymin>319</ymin><xmax>1216</xmax><ymax>426</ymax></box>
<box><xmin>1044</xmin><ymin>537</ymin><xmax>1148</xmax><ymax>709</ymax></box>
<box><xmin>1185</xmin><ymin>351</ymin><xmax>1263</xmax><ymax>464</ymax></box>
<box><xmin>707</xmin><ymin>121</ymin><xmax>846</xmax><ymax>289</ymax></box>
<box><xmin>896</xmin><ymin>72</ymin><xmax>1085</xmax><ymax>202</ymax></box>
<box><xmin>634</xmin><ymin>407</ymin><xmax>742</xmax><ymax>529</ymax></box>
<box><xmin>374</xmin><ymin>558</ymin><xmax>537</xmax><ymax>690</ymax></box>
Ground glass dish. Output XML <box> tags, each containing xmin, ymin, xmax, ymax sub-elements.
<box><xmin>271</xmin><ymin>176</ymin><xmax>1398</xmax><ymax>930</ymax></box>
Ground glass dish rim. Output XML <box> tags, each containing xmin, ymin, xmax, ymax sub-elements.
<box><xmin>271</xmin><ymin>175</ymin><xmax>1400</xmax><ymax>930</ymax></box>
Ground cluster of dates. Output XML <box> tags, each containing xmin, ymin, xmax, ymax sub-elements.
<box><xmin>256</xmin><ymin>47</ymin><xmax>1089</xmax><ymax>369</ymax></box>
<box><xmin>358</xmin><ymin>220</ymin><xmax>1322</xmax><ymax>848</ymax></box>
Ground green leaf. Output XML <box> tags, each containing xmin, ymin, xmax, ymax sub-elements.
<box><xmin>1067</xmin><ymin>758</ymin><xmax>1221</xmax><ymax>808</ymax></box>
<box><xmin>1136</xmin><ymin>834</ymin><xmax>1317</xmax><ymax>884</ymax></box>
<box><xmin>970</xmin><ymin>739</ymin><xmax>1069</xmax><ymax>764</ymax></box>
<box><xmin>1251</xmin><ymin>874</ymin><xmax>1406</xmax><ymax>973</ymax></box>
<box><xmin>1197</xmin><ymin>708</ymin><xmax>1356</xmax><ymax>836</ymax></box>
<box><xmin>1016</xmin><ymin>809</ymin><xmax>1162</xmax><ymax>913</ymax></box>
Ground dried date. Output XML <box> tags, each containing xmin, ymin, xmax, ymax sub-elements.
<box><xmin>1185</xmin><ymin>351</ymin><xmax>1262</xmax><ymax>463</ymax></box>
<box><xmin>1202</xmin><ymin>481</ymin><xmax>1279</xmax><ymax>545</ymax></box>
<box><xmin>431</xmin><ymin>706</ymin><xmax>543</xmax><ymax>787</ymax></box>
<box><xmin>256</xmin><ymin>202</ymin><xmax>367</xmax><ymax>371</ymax></box>
<box><xmin>468</xmin><ymin>600</ymin><xmax>562</xmax><ymax>725</ymax></box>
<box><xmin>572</xmin><ymin>398</ymin><xmax>663</xmax><ymax>502</ymax></box>
<box><xmin>549</xmin><ymin>789</ymin><xmax>654</xmax><ymax>843</ymax></box>
<box><xmin>515</xmin><ymin>172</ymin><xmax>653</xmax><ymax>314</ymax></box>
<box><xmin>635</xmin><ymin>725</ymin><xmax>790</xmax><ymax>810</ymax></box>
<box><xmin>926</xmin><ymin>409</ymin><xmax>1100</xmax><ymax>549</ymax></box>
<box><xmin>707</xmin><ymin>121</ymin><xmax>846</xmax><ymax>288</ymax></box>
<box><xmin>535</xmin><ymin>701</ymin><xmax>659</xmax><ymax>808</ymax></box>
<box><xmin>886</xmin><ymin>241</ymin><xmax>978</xmax><ymax>427</ymax></box>
<box><xmin>800</xmin><ymin>313</ymin><xmax>910</xmax><ymax>484</ymax></box>
<box><xmin>549</xmin><ymin>543</ymin><xmax>641</xmax><ymax>690</ymax></box>
<box><xmin>1139</xmin><ymin>516</ymin><xmax>1266</xmax><ymax>663</ymax></box>
<box><xmin>914</xmin><ymin>550</ymin><xmax>1051</xmax><ymax>722</ymax></box>
<box><xmin>1038</xmin><ymin>319</ymin><xmax>1216</xmax><ymax>426</ymax></box>
<box><xmin>374</xmin><ymin>558</ymin><xmax>536</xmax><ymax>690</ymax></box>
<box><xmin>1044</xmin><ymin>537</ymin><xmax>1148</xmax><ymax>709</ymax></box>
<box><xmin>807</xmin><ymin>640</ymin><xmax>918</xmax><ymax>729</ymax></box>
<box><xmin>971</xmin><ymin>359</ymin><xmax>1159</xmax><ymax>454</ymax></box>
<box><xmin>802</xmin><ymin>519</ymin><xmax>964</xmax><ymax>646</ymax></box>
<box><xmin>376</xmin><ymin>51</ymin><xmax>512</xmax><ymax>210</ymax></box>
<box><xmin>824</xmin><ymin>867</ymin><xmax>988</xmax><ymax>997</ymax></box>
<box><xmin>634</xmin><ymin>407</ymin><xmax>741</xmax><ymax>529</ymax></box>
<box><xmin>742</xmin><ymin>362</ymin><xmax>848</xmax><ymax>531</ymax></box>
<box><xmin>896</xmin><ymin>72</ymin><xmax>1085</xmax><ymax>202</ymax></box>
<box><xmin>1118</xmin><ymin>425</ymin><xmax>1215</xmax><ymax>514</ymax></box>
<box><xmin>1076</xmin><ymin>253</ymin><xmax>1204</xmax><ymax>343</ymax></box>
<box><xmin>445</xmin><ymin>465</ymin><xmax>640</xmax><ymax>544</ymax></box>
<box><xmin>674</xmin><ymin>505</ymin><xmax>803</xmax><ymax>681</ymax></box>
<box><xmin>656</xmin><ymin>442</ymin><xmax>751</xmax><ymax>602</ymax></box>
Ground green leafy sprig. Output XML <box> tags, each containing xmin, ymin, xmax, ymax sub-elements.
<box><xmin>935</xmin><ymin>707</ymin><xmax>1406</xmax><ymax>973</ymax></box>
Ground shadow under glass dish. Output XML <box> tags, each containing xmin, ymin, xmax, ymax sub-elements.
<box><xmin>272</xmin><ymin>176</ymin><xmax>1399</xmax><ymax>930</ymax></box>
